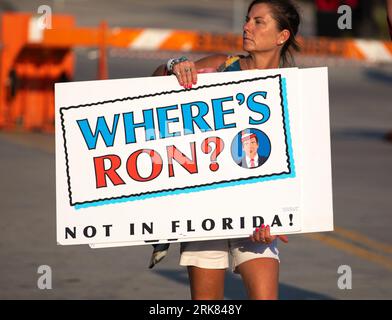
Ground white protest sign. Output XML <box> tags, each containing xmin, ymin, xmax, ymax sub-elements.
<box><xmin>55</xmin><ymin>67</ymin><xmax>320</xmax><ymax>246</ymax></box>
<box><xmin>89</xmin><ymin>67</ymin><xmax>333</xmax><ymax>249</ymax></box>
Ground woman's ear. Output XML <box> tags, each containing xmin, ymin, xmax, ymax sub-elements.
<box><xmin>278</xmin><ymin>29</ymin><xmax>290</xmax><ymax>45</ymax></box>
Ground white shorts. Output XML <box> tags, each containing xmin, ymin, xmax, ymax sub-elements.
<box><xmin>180</xmin><ymin>238</ymin><xmax>279</xmax><ymax>273</ymax></box>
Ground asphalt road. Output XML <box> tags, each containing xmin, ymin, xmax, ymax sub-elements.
<box><xmin>1</xmin><ymin>0</ymin><xmax>391</xmax><ymax>300</ymax></box>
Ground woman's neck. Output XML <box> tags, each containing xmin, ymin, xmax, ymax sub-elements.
<box><xmin>245</xmin><ymin>51</ymin><xmax>281</xmax><ymax>70</ymax></box>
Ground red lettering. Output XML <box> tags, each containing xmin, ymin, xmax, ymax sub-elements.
<box><xmin>167</xmin><ymin>142</ymin><xmax>198</xmax><ymax>177</ymax></box>
<box><xmin>93</xmin><ymin>155</ymin><xmax>125</xmax><ymax>188</ymax></box>
<box><xmin>126</xmin><ymin>149</ymin><xmax>163</xmax><ymax>182</ymax></box>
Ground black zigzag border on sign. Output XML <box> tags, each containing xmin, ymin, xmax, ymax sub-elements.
<box><xmin>59</xmin><ymin>74</ymin><xmax>292</xmax><ymax>207</ymax></box>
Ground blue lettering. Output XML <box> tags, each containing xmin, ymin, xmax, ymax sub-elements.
<box><xmin>212</xmin><ymin>96</ymin><xmax>236</xmax><ymax>130</ymax></box>
<box><xmin>77</xmin><ymin>114</ymin><xmax>120</xmax><ymax>150</ymax></box>
<box><xmin>156</xmin><ymin>105</ymin><xmax>181</xmax><ymax>139</ymax></box>
<box><xmin>247</xmin><ymin>91</ymin><xmax>270</xmax><ymax>125</ymax></box>
<box><xmin>123</xmin><ymin>109</ymin><xmax>155</xmax><ymax>144</ymax></box>
<box><xmin>181</xmin><ymin>101</ymin><xmax>212</xmax><ymax>135</ymax></box>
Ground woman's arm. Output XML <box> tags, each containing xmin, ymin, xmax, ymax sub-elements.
<box><xmin>194</xmin><ymin>54</ymin><xmax>228</xmax><ymax>71</ymax></box>
<box><xmin>152</xmin><ymin>64</ymin><xmax>167</xmax><ymax>76</ymax></box>
<box><xmin>152</xmin><ymin>54</ymin><xmax>228</xmax><ymax>87</ymax></box>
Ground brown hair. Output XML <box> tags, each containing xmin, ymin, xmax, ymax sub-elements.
<box><xmin>247</xmin><ymin>0</ymin><xmax>301</xmax><ymax>66</ymax></box>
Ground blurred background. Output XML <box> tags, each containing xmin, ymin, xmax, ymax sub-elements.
<box><xmin>0</xmin><ymin>0</ymin><xmax>391</xmax><ymax>300</ymax></box>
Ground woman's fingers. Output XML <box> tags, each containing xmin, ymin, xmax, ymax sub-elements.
<box><xmin>172</xmin><ymin>61</ymin><xmax>197</xmax><ymax>88</ymax></box>
<box><xmin>190</xmin><ymin>64</ymin><xmax>198</xmax><ymax>85</ymax></box>
<box><xmin>264</xmin><ymin>225</ymin><xmax>273</xmax><ymax>244</ymax></box>
<box><xmin>250</xmin><ymin>226</ymin><xmax>261</xmax><ymax>243</ymax></box>
<box><xmin>257</xmin><ymin>226</ymin><xmax>264</xmax><ymax>242</ymax></box>
<box><xmin>269</xmin><ymin>233</ymin><xmax>289</xmax><ymax>244</ymax></box>
<box><xmin>250</xmin><ymin>224</ymin><xmax>266</xmax><ymax>243</ymax></box>
<box><xmin>278</xmin><ymin>235</ymin><xmax>289</xmax><ymax>243</ymax></box>
<box><xmin>183</xmin><ymin>61</ymin><xmax>196</xmax><ymax>88</ymax></box>
<box><xmin>172</xmin><ymin>64</ymin><xmax>184</xmax><ymax>86</ymax></box>
<box><xmin>184</xmin><ymin>63</ymin><xmax>193</xmax><ymax>88</ymax></box>
<box><xmin>250</xmin><ymin>225</ymin><xmax>289</xmax><ymax>244</ymax></box>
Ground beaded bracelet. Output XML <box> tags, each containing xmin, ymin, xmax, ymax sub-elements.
<box><xmin>166</xmin><ymin>56</ymin><xmax>189</xmax><ymax>74</ymax></box>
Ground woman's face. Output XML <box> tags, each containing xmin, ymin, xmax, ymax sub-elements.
<box><xmin>243</xmin><ymin>3</ymin><xmax>286</xmax><ymax>53</ymax></box>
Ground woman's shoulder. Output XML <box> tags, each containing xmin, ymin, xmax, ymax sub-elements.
<box><xmin>217</xmin><ymin>55</ymin><xmax>244</xmax><ymax>72</ymax></box>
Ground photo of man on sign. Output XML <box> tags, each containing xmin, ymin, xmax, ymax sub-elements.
<box><xmin>234</xmin><ymin>129</ymin><xmax>270</xmax><ymax>169</ymax></box>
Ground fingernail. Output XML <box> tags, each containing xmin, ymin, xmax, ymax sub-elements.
<box><xmin>267</xmin><ymin>225</ymin><xmax>270</xmax><ymax>228</ymax></box>
<box><xmin>255</xmin><ymin>227</ymin><xmax>259</xmax><ymax>232</ymax></box>
<box><xmin>261</xmin><ymin>224</ymin><xmax>265</xmax><ymax>229</ymax></box>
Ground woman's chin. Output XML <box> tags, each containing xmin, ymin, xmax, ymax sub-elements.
<box><xmin>242</xmin><ymin>43</ymin><xmax>253</xmax><ymax>52</ymax></box>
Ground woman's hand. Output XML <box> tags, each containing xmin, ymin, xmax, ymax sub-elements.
<box><xmin>164</xmin><ymin>54</ymin><xmax>225</xmax><ymax>86</ymax></box>
<box><xmin>171</xmin><ymin>60</ymin><xmax>198</xmax><ymax>89</ymax></box>
<box><xmin>250</xmin><ymin>224</ymin><xmax>289</xmax><ymax>244</ymax></box>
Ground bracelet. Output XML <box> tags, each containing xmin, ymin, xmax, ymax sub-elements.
<box><xmin>166</xmin><ymin>56</ymin><xmax>188</xmax><ymax>74</ymax></box>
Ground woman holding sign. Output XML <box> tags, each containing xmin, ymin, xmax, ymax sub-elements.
<box><xmin>151</xmin><ymin>0</ymin><xmax>300</xmax><ymax>300</ymax></box>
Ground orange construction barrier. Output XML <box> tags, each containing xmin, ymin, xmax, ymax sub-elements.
<box><xmin>1</xmin><ymin>12</ymin><xmax>391</xmax><ymax>133</ymax></box>
<box><xmin>0</xmin><ymin>13</ymin><xmax>74</xmax><ymax>132</ymax></box>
